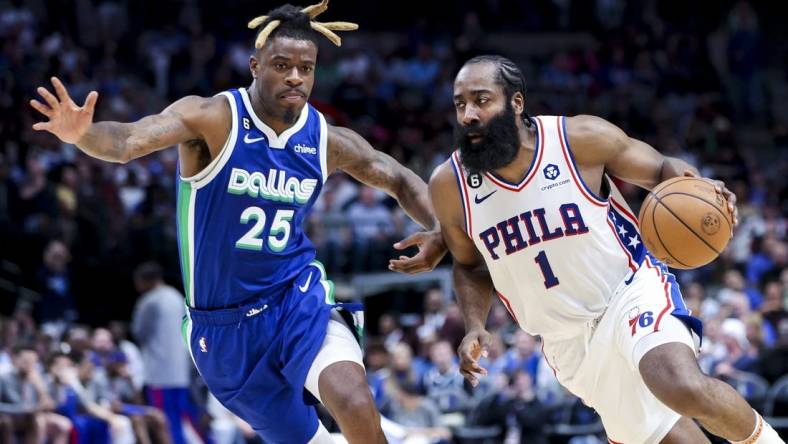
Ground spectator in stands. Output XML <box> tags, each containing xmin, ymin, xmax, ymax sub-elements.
<box><xmin>762</xmin><ymin>280</ymin><xmax>787</xmax><ymax>336</ymax></box>
<box><xmin>90</xmin><ymin>328</ymin><xmax>125</xmax><ymax>376</ymax></box>
<box><xmin>347</xmin><ymin>186</ymin><xmax>395</xmax><ymax>272</ymax></box>
<box><xmin>422</xmin><ymin>340</ymin><xmax>468</xmax><ymax>413</ymax></box>
<box><xmin>379</xmin><ymin>313</ymin><xmax>406</xmax><ymax>353</ymax></box>
<box><xmin>501</xmin><ymin>331</ymin><xmax>541</xmax><ymax>379</ymax></box>
<box><xmin>131</xmin><ymin>262</ymin><xmax>198</xmax><ymax>444</ymax></box>
<box><xmin>465</xmin><ymin>370</ymin><xmax>549</xmax><ymax>444</ymax></box>
<box><xmin>308</xmin><ymin>187</ymin><xmax>351</xmax><ymax>274</ymax></box>
<box><xmin>505</xmin><ymin>370</ymin><xmax>550</xmax><ymax>444</ymax></box>
<box><xmin>417</xmin><ymin>288</ymin><xmax>446</xmax><ymax>342</ymax></box>
<box><xmin>107</xmin><ymin>321</ymin><xmax>145</xmax><ymax>392</ymax></box>
<box><xmin>34</xmin><ymin>240</ymin><xmax>77</xmax><ymax>332</ymax></box>
<box><xmin>384</xmin><ymin>379</ymin><xmax>450</xmax><ymax>444</ymax></box>
<box><xmin>390</xmin><ymin>342</ymin><xmax>423</xmax><ymax>389</ymax></box>
<box><xmin>48</xmin><ymin>352</ymin><xmax>131</xmax><ymax>444</ymax></box>
<box><xmin>755</xmin><ymin>317</ymin><xmax>788</xmax><ymax>383</ymax></box>
<box><xmin>0</xmin><ymin>346</ymin><xmax>72</xmax><ymax>444</ymax></box>
<box><xmin>713</xmin><ymin>318</ymin><xmax>758</xmax><ymax>378</ymax></box>
<box><xmin>105</xmin><ymin>353</ymin><xmax>172</xmax><ymax>444</ymax></box>
<box><xmin>207</xmin><ymin>393</ymin><xmax>259</xmax><ymax>444</ymax></box>
<box><xmin>65</xmin><ymin>326</ymin><xmax>92</xmax><ymax>357</ymax></box>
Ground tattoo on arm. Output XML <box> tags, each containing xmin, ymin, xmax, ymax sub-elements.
<box><xmin>76</xmin><ymin>98</ymin><xmax>204</xmax><ymax>163</ymax></box>
<box><xmin>77</xmin><ymin>121</ymin><xmax>133</xmax><ymax>163</ymax></box>
<box><xmin>330</xmin><ymin>126</ymin><xmax>437</xmax><ymax>229</ymax></box>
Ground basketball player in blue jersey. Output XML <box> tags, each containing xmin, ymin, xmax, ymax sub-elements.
<box><xmin>429</xmin><ymin>55</ymin><xmax>783</xmax><ymax>444</ymax></box>
<box><xmin>29</xmin><ymin>2</ymin><xmax>446</xmax><ymax>443</ymax></box>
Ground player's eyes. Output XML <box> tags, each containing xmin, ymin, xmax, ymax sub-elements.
<box><xmin>275</xmin><ymin>63</ymin><xmax>287</xmax><ymax>70</ymax></box>
<box><xmin>455</xmin><ymin>102</ymin><xmax>465</xmax><ymax>109</ymax></box>
<box><xmin>302</xmin><ymin>66</ymin><xmax>314</xmax><ymax>73</ymax></box>
<box><xmin>478</xmin><ymin>97</ymin><xmax>489</xmax><ymax>104</ymax></box>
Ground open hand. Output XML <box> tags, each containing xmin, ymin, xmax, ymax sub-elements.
<box><xmin>30</xmin><ymin>76</ymin><xmax>98</xmax><ymax>144</ymax></box>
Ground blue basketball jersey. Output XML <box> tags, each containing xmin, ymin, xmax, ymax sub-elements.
<box><xmin>176</xmin><ymin>88</ymin><xmax>328</xmax><ymax>309</ymax></box>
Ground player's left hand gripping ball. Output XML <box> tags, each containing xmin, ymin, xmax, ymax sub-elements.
<box><xmin>683</xmin><ymin>169</ymin><xmax>738</xmax><ymax>233</ymax></box>
<box><xmin>388</xmin><ymin>230</ymin><xmax>447</xmax><ymax>274</ymax></box>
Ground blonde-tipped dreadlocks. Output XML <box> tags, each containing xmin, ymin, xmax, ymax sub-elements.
<box><xmin>247</xmin><ymin>0</ymin><xmax>358</xmax><ymax>49</ymax></box>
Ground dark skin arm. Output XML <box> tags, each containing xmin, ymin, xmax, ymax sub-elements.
<box><xmin>327</xmin><ymin>125</ymin><xmax>446</xmax><ymax>273</ymax></box>
<box><xmin>566</xmin><ymin>115</ymin><xmax>738</xmax><ymax>225</ymax></box>
<box><xmin>30</xmin><ymin>77</ymin><xmax>230</xmax><ymax>177</ymax></box>
<box><xmin>429</xmin><ymin>160</ymin><xmax>494</xmax><ymax>386</ymax></box>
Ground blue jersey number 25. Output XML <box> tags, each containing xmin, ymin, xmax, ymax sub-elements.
<box><xmin>236</xmin><ymin>207</ymin><xmax>294</xmax><ymax>252</ymax></box>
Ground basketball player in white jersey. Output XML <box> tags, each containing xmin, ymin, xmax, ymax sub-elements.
<box><xmin>428</xmin><ymin>55</ymin><xmax>783</xmax><ymax>443</ymax></box>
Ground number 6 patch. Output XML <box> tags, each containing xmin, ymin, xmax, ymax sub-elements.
<box><xmin>467</xmin><ymin>173</ymin><xmax>482</xmax><ymax>189</ymax></box>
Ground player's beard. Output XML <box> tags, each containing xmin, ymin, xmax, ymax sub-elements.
<box><xmin>455</xmin><ymin>103</ymin><xmax>521</xmax><ymax>175</ymax></box>
<box><xmin>283</xmin><ymin>107</ymin><xmax>297</xmax><ymax>125</ymax></box>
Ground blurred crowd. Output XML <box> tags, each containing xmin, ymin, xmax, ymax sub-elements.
<box><xmin>1</xmin><ymin>0</ymin><xmax>787</xmax><ymax>442</ymax></box>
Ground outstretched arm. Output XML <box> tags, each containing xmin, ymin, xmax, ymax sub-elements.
<box><xmin>31</xmin><ymin>77</ymin><xmax>228</xmax><ymax>164</ymax></box>
<box><xmin>328</xmin><ymin>125</ymin><xmax>446</xmax><ymax>273</ymax></box>
<box><xmin>328</xmin><ymin>125</ymin><xmax>437</xmax><ymax>229</ymax></box>
<box><xmin>567</xmin><ymin>115</ymin><xmax>737</xmax><ymax>225</ymax></box>
<box><xmin>429</xmin><ymin>161</ymin><xmax>494</xmax><ymax>386</ymax></box>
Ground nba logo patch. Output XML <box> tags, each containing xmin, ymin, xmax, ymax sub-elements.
<box><xmin>543</xmin><ymin>164</ymin><xmax>560</xmax><ymax>180</ymax></box>
<box><xmin>199</xmin><ymin>337</ymin><xmax>208</xmax><ymax>353</ymax></box>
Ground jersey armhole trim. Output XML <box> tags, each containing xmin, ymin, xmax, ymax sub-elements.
<box><xmin>318</xmin><ymin>112</ymin><xmax>328</xmax><ymax>184</ymax></box>
<box><xmin>558</xmin><ymin>116</ymin><xmax>608</xmax><ymax>207</ymax></box>
<box><xmin>180</xmin><ymin>91</ymin><xmax>239</xmax><ymax>189</ymax></box>
<box><xmin>450</xmin><ymin>151</ymin><xmax>472</xmax><ymax>238</ymax></box>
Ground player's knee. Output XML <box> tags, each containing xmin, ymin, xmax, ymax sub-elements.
<box><xmin>51</xmin><ymin>415</ymin><xmax>73</xmax><ymax>435</ymax></box>
<box><xmin>662</xmin><ymin>376</ymin><xmax>716</xmax><ymax>417</ymax></box>
<box><xmin>640</xmin><ymin>343</ymin><xmax>715</xmax><ymax>418</ymax></box>
<box><xmin>149</xmin><ymin>408</ymin><xmax>169</xmax><ymax>428</ymax></box>
<box><xmin>335</xmin><ymin>387</ymin><xmax>377</xmax><ymax>418</ymax></box>
<box><xmin>642</xmin><ymin>363</ymin><xmax>715</xmax><ymax>417</ymax></box>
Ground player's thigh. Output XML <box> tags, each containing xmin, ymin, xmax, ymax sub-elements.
<box><xmin>304</xmin><ymin>318</ymin><xmax>365</xmax><ymax>405</ymax></box>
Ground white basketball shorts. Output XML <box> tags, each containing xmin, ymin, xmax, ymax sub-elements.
<box><xmin>541</xmin><ymin>255</ymin><xmax>702</xmax><ymax>444</ymax></box>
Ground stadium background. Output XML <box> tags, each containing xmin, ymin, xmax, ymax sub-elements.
<box><xmin>0</xmin><ymin>0</ymin><xmax>786</xmax><ymax>442</ymax></box>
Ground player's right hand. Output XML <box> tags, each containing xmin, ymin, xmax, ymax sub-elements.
<box><xmin>30</xmin><ymin>76</ymin><xmax>98</xmax><ymax>145</ymax></box>
<box><xmin>458</xmin><ymin>328</ymin><xmax>492</xmax><ymax>387</ymax></box>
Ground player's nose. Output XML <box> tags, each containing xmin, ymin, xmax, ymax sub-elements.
<box><xmin>284</xmin><ymin>67</ymin><xmax>303</xmax><ymax>87</ymax></box>
<box><xmin>462</xmin><ymin>105</ymin><xmax>480</xmax><ymax>126</ymax></box>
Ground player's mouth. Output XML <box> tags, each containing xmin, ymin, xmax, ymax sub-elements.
<box><xmin>468</xmin><ymin>132</ymin><xmax>483</xmax><ymax>144</ymax></box>
<box><xmin>279</xmin><ymin>90</ymin><xmax>306</xmax><ymax>103</ymax></box>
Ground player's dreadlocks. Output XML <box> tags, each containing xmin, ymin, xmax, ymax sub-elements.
<box><xmin>247</xmin><ymin>0</ymin><xmax>358</xmax><ymax>49</ymax></box>
<box><xmin>464</xmin><ymin>55</ymin><xmax>533</xmax><ymax>127</ymax></box>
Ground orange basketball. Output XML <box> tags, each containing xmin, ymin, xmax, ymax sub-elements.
<box><xmin>638</xmin><ymin>177</ymin><xmax>733</xmax><ymax>269</ymax></box>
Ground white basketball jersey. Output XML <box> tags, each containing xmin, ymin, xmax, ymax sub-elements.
<box><xmin>450</xmin><ymin>115</ymin><xmax>646</xmax><ymax>338</ymax></box>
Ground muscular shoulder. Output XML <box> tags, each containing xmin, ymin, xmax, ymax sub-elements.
<box><xmin>326</xmin><ymin>124</ymin><xmax>359</xmax><ymax>162</ymax></box>
<box><xmin>169</xmin><ymin>95</ymin><xmax>231</xmax><ymax>152</ymax></box>
<box><xmin>429</xmin><ymin>159</ymin><xmax>463</xmax><ymax>225</ymax></box>
<box><xmin>564</xmin><ymin>114</ymin><xmax>628</xmax><ymax>168</ymax></box>
<box><xmin>169</xmin><ymin>95</ymin><xmax>230</xmax><ymax>131</ymax></box>
<box><xmin>429</xmin><ymin>159</ymin><xmax>458</xmax><ymax>195</ymax></box>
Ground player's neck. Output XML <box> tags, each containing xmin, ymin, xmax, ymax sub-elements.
<box><xmin>491</xmin><ymin>123</ymin><xmax>537</xmax><ymax>183</ymax></box>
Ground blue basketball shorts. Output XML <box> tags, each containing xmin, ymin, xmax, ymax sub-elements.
<box><xmin>182</xmin><ymin>261</ymin><xmax>358</xmax><ymax>444</ymax></box>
